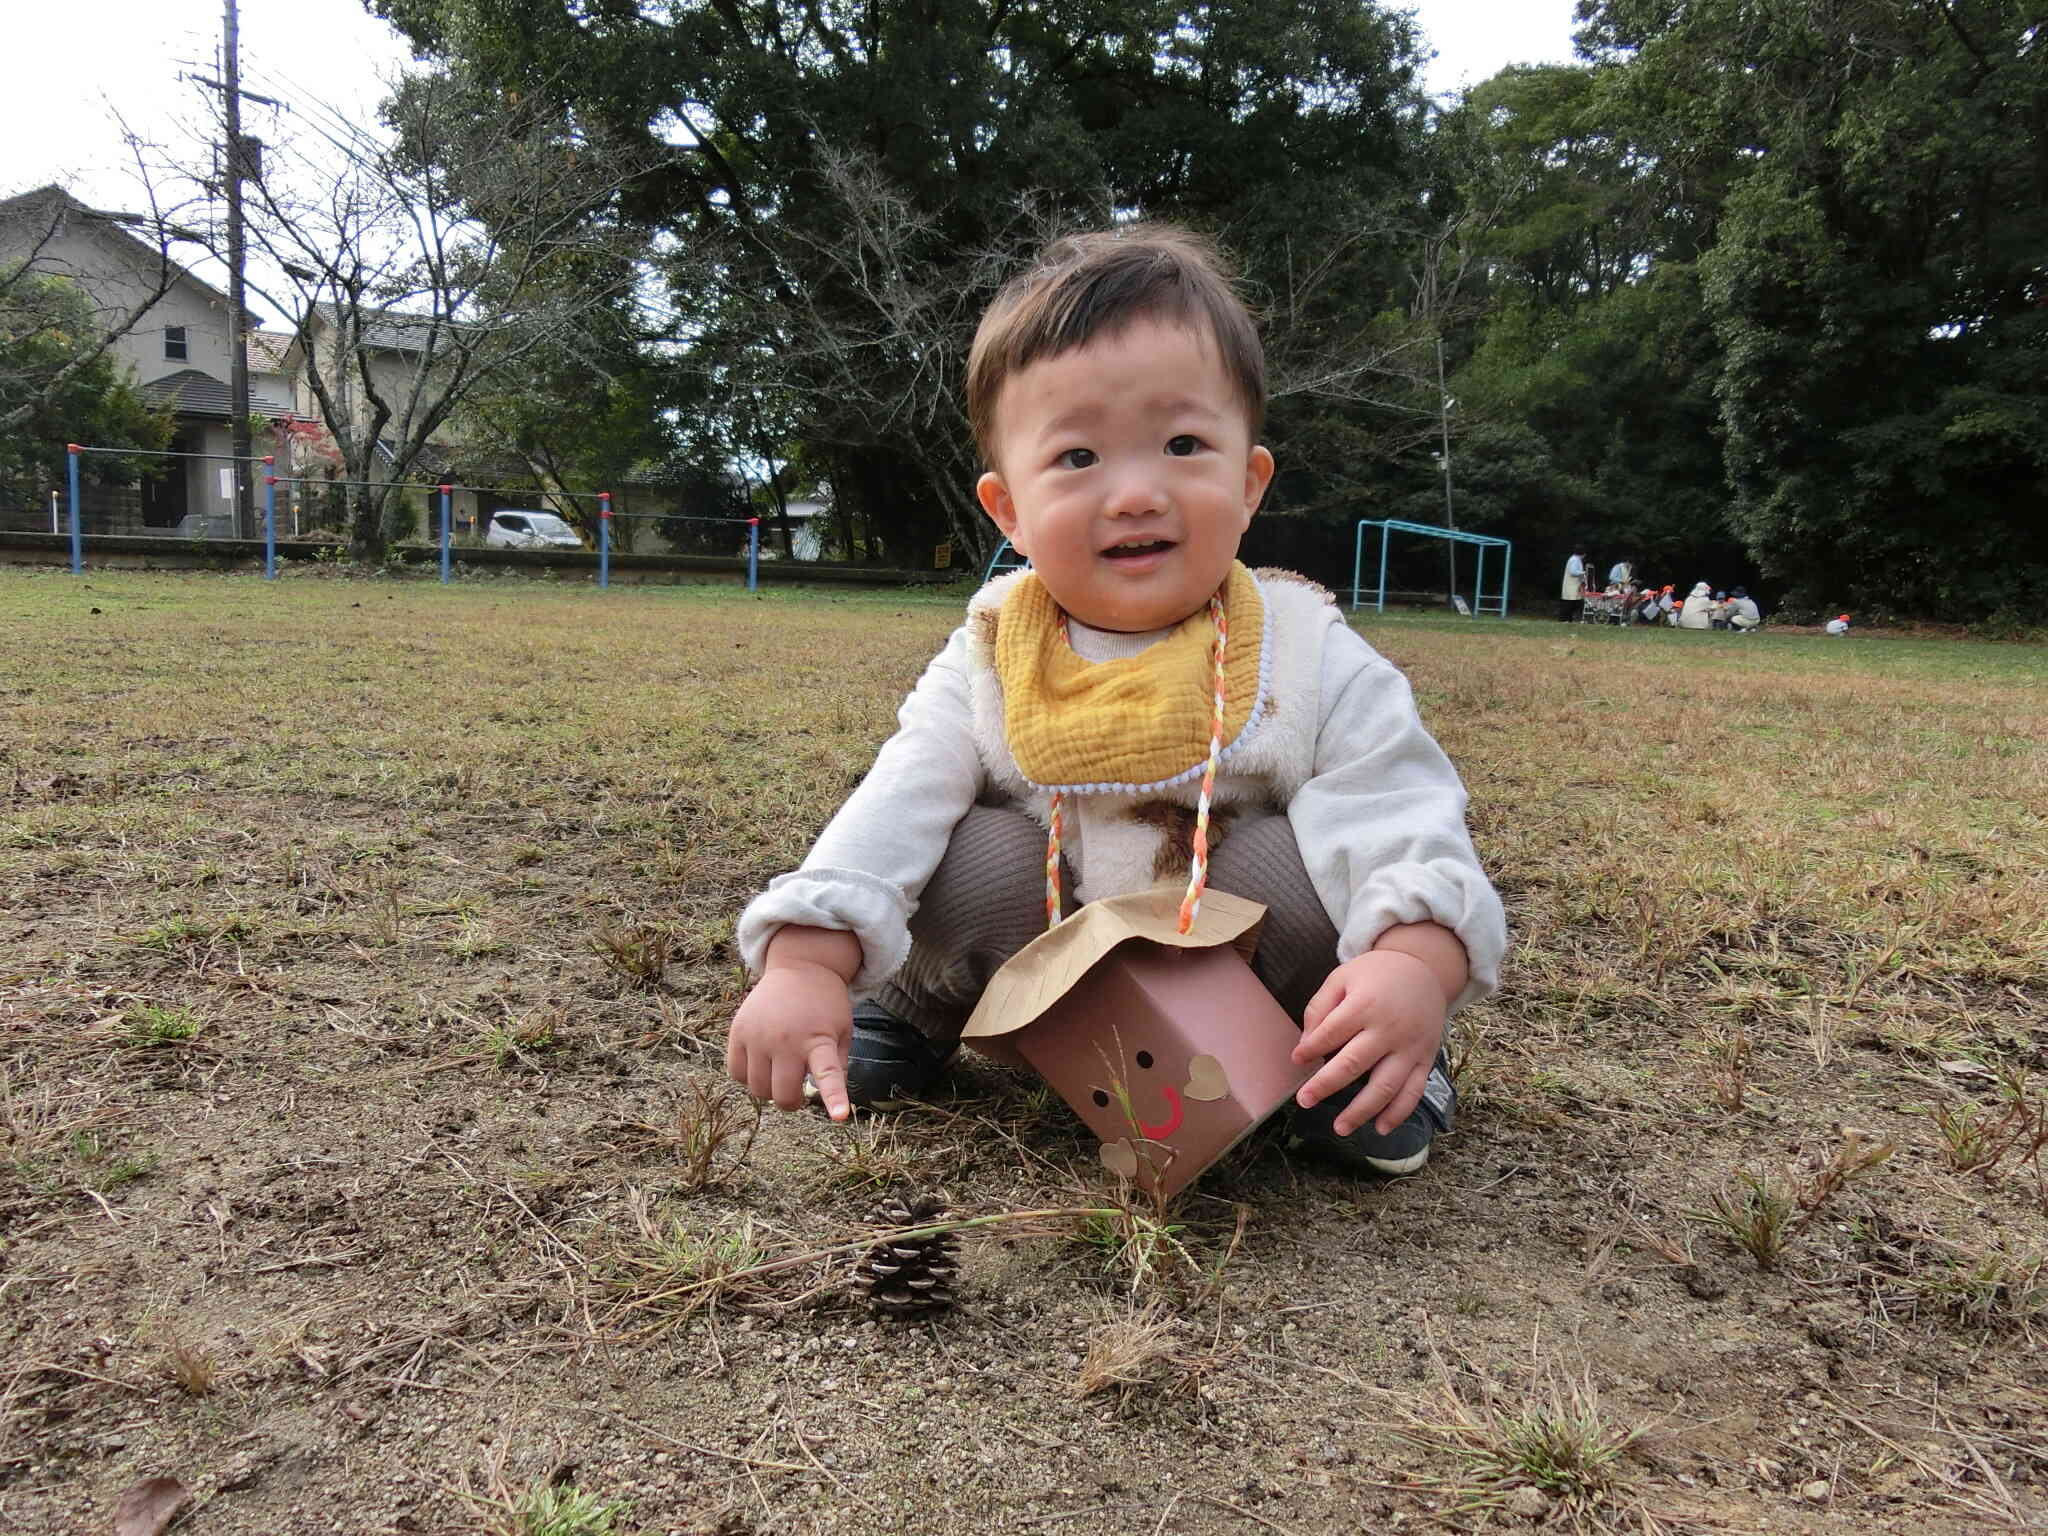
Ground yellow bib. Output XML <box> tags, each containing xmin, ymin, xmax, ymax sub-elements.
<box><xmin>995</xmin><ymin>563</ymin><xmax>1267</xmax><ymax>793</ymax></box>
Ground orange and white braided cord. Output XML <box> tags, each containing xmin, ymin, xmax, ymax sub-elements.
<box><xmin>1175</xmin><ymin>591</ymin><xmax>1229</xmax><ymax>935</ymax></box>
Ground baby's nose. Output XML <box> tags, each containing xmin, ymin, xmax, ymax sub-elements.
<box><xmin>1102</xmin><ymin>465</ymin><xmax>1165</xmax><ymax>516</ymax></box>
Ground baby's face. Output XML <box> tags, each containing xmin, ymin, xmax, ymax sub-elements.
<box><xmin>975</xmin><ymin>315</ymin><xmax>1274</xmax><ymax>633</ymax></box>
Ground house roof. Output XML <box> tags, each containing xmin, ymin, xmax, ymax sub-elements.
<box><xmin>374</xmin><ymin>437</ymin><xmax>533</xmax><ymax>485</ymax></box>
<box><xmin>139</xmin><ymin>369</ymin><xmax>295</xmax><ymax>421</ymax></box>
<box><xmin>310</xmin><ymin>302</ymin><xmax>475</xmax><ymax>355</ymax></box>
<box><xmin>247</xmin><ymin>330</ymin><xmax>294</xmax><ymax>374</ymax></box>
<box><xmin>0</xmin><ymin>184</ymin><xmax>263</xmax><ymax>327</ymax></box>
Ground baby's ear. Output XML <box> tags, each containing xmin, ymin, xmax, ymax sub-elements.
<box><xmin>1242</xmin><ymin>446</ymin><xmax>1275</xmax><ymax>516</ymax></box>
<box><xmin>977</xmin><ymin>472</ymin><xmax>1020</xmax><ymax>545</ymax></box>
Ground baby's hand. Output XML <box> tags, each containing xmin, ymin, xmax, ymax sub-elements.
<box><xmin>1291</xmin><ymin>949</ymin><xmax>1446</xmax><ymax>1137</ymax></box>
<box><xmin>725</xmin><ymin>927</ymin><xmax>861</xmax><ymax>1120</ymax></box>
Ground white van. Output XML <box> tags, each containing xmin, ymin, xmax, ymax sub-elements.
<box><xmin>486</xmin><ymin>510</ymin><xmax>583</xmax><ymax>549</ymax></box>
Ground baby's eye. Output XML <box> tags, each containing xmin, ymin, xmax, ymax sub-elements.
<box><xmin>1165</xmin><ymin>435</ymin><xmax>1202</xmax><ymax>457</ymax></box>
<box><xmin>1057</xmin><ymin>447</ymin><xmax>1097</xmax><ymax>470</ymax></box>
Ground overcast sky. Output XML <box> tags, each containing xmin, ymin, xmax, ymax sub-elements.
<box><xmin>2</xmin><ymin>0</ymin><xmax>1578</xmax><ymax>286</ymax></box>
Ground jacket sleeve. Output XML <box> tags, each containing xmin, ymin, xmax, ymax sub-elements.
<box><xmin>1285</xmin><ymin>623</ymin><xmax>1507</xmax><ymax>1013</ymax></box>
<box><xmin>735</xmin><ymin>625</ymin><xmax>986</xmax><ymax>995</ymax></box>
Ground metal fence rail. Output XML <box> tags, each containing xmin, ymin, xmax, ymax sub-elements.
<box><xmin>61</xmin><ymin>445</ymin><xmax>764</xmax><ymax>590</ymax></box>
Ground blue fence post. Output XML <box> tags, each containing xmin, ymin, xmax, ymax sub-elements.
<box><xmin>1377</xmin><ymin>524</ymin><xmax>1391</xmax><ymax>614</ymax></box>
<box><xmin>262</xmin><ymin>458</ymin><xmax>277</xmax><ymax>579</ymax></box>
<box><xmin>1501</xmin><ymin>545</ymin><xmax>1513</xmax><ymax>619</ymax></box>
<box><xmin>439</xmin><ymin>484</ymin><xmax>452</xmax><ymax>584</ymax></box>
<box><xmin>598</xmin><ymin>493</ymin><xmax>611</xmax><ymax>588</ymax></box>
<box><xmin>747</xmin><ymin>516</ymin><xmax>760</xmax><ymax>592</ymax></box>
<box><xmin>65</xmin><ymin>444</ymin><xmax>82</xmax><ymax>574</ymax></box>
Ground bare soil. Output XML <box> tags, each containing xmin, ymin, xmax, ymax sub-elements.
<box><xmin>2</xmin><ymin>569</ymin><xmax>2044</xmax><ymax>1535</ymax></box>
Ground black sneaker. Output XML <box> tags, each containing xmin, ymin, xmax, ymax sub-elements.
<box><xmin>1288</xmin><ymin>1047</ymin><xmax>1455</xmax><ymax>1176</ymax></box>
<box><xmin>842</xmin><ymin>1002</ymin><xmax>957</xmax><ymax>1109</ymax></box>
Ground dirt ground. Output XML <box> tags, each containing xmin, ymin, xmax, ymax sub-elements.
<box><xmin>2</xmin><ymin>568</ymin><xmax>2044</xmax><ymax>1535</ymax></box>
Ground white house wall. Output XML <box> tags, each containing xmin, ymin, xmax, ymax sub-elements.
<box><xmin>0</xmin><ymin>215</ymin><xmax>240</xmax><ymax>392</ymax></box>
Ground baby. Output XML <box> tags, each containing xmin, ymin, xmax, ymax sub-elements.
<box><xmin>726</xmin><ymin>226</ymin><xmax>1506</xmax><ymax>1175</ymax></box>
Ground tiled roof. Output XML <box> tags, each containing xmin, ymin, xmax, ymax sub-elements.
<box><xmin>310</xmin><ymin>302</ymin><xmax>477</xmax><ymax>355</ymax></box>
<box><xmin>247</xmin><ymin>330</ymin><xmax>295</xmax><ymax>373</ymax></box>
<box><xmin>374</xmin><ymin>437</ymin><xmax>533</xmax><ymax>485</ymax></box>
<box><xmin>138</xmin><ymin>369</ymin><xmax>295</xmax><ymax>421</ymax></box>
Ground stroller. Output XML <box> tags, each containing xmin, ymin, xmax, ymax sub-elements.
<box><xmin>1580</xmin><ymin>588</ymin><xmax>1630</xmax><ymax>625</ymax></box>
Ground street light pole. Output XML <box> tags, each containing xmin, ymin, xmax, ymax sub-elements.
<box><xmin>1437</xmin><ymin>334</ymin><xmax>1456</xmax><ymax>604</ymax></box>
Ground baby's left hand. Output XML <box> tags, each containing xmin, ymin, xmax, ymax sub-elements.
<box><xmin>1292</xmin><ymin>949</ymin><xmax>1446</xmax><ymax>1137</ymax></box>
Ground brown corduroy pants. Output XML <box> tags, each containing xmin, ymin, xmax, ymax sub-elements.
<box><xmin>872</xmin><ymin>804</ymin><xmax>1341</xmax><ymax>1047</ymax></box>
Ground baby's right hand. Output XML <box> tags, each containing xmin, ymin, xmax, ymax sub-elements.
<box><xmin>725</xmin><ymin>927</ymin><xmax>861</xmax><ymax>1120</ymax></box>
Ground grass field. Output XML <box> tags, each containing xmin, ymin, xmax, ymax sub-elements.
<box><xmin>2</xmin><ymin>566</ymin><xmax>2044</xmax><ymax>1535</ymax></box>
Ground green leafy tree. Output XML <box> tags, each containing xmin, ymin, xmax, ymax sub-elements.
<box><xmin>1423</xmin><ymin>61</ymin><xmax>1752</xmax><ymax>596</ymax></box>
<box><xmin>375</xmin><ymin>0</ymin><xmax>1443</xmax><ymax>566</ymax></box>
<box><xmin>1586</xmin><ymin>0</ymin><xmax>2048</xmax><ymax>619</ymax></box>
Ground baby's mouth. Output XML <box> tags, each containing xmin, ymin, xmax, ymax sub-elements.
<box><xmin>1102</xmin><ymin>539</ymin><xmax>1174</xmax><ymax>560</ymax></box>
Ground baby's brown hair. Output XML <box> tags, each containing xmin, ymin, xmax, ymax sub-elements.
<box><xmin>966</xmin><ymin>224</ymin><xmax>1265</xmax><ymax>470</ymax></box>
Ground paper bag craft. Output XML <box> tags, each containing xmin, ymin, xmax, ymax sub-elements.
<box><xmin>963</xmin><ymin>885</ymin><xmax>1311</xmax><ymax>1199</ymax></box>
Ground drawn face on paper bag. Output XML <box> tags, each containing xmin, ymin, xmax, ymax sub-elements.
<box><xmin>976</xmin><ymin>924</ymin><xmax>1313</xmax><ymax>1200</ymax></box>
<box><xmin>1089</xmin><ymin>1043</ymin><xmax>1231</xmax><ymax>1180</ymax></box>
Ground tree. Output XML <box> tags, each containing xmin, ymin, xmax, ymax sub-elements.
<box><xmin>1583</xmin><ymin>0</ymin><xmax>2048</xmax><ymax>618</ymax></box>
<box><xmin>217</xmin><ymin>66</ymin><xmax>664</xmax><ymax>559</ymax></box>
<box><xmin>376</xmin><ymin>0</ymin><xmax>1445</xmax><ymax>567</ymax></box>
<box><xmin>0</xmin><ymin>272</ymin><xmax>172</xmax><ymax>509</ymax></box>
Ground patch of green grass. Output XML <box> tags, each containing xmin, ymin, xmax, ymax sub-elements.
<box><xmin>1911</xmin><ymin>1246</ymin><xmax>2047</xmax><ymax>1332</ymax></box>
<box><xmin>121</xmin><ymin>1002</ymin><xmax>203</xmax><ymax>1048</ymax></box>
<box><xmin>70</xmin><ymin>1131</ymin><xmax>158</xmax><ymax>1192</ymax></box>
<box><xmin>481</xmin><ymin>1017</ymin><xmax>560</xmax><ymax>1068</ymax></box>
<box><xmin>1066</xmin><ymin>1203</ymin><xmax>1200</xmax><ymax>1297</ymax></box>
<box><xmin>135</xmin><ymin>915</ymin><xmax>213</xmax><ymax>950</ymax></box>
<box><xmin>492</xmin><ymin>1481</ymin><xmax>634</xmax><ymax>1536</ymax></box>
<box><xmin>446</xmin><ymin>916</ymin><xmax>509</xmax><ymax>960</ymax></box>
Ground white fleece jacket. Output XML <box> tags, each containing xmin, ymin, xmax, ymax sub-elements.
<box><xmin>737</xmin><ymin>569</ymin><xmax>1507</xmax><ymax>1012</ymax></box>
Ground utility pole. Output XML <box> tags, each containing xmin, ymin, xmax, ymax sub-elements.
<box><xmin>222</xmin><ymin>0</ymin><xmax>252</xmax><ymax>538</ymax></box>
<box><xmin>191</xmin><ymin>2</ymin><xmax>277</xmax><ymax>538</ymax></box>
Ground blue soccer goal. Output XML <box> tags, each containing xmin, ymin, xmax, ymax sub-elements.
<box><xmin>1352</xmin><ymin>519</ymin><xmax>1512</xmax><ymax>617</ymax></box>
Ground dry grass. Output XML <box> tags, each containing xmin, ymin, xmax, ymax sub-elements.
<box><xmin>618</xmin><ymin>1078</ymin><xmax>762</xmax><ymax>1194</ymax></box>
<box><xmin>1690</xmin><ymin>1131</ymin><xmax>1896</xmax><ymax>1270</ymax></box>
<box><xmin>0</xmin><ymin>570</ymin><xmax>2043</xmax><ymax>1534</ymax></box>
<box><xmin>1071</xmin><ymin>1302</ymin><xmax>1229</xmax><ymax>1405</ymax></box>
<box><xmin>1389</xmin><ymin>1332</ymin><xmax>1654</xmax><ymax>1530</ymax></box>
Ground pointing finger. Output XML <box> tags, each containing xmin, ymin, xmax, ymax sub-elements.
<box><xmin>807</xmin><ymin>1041</ymin><xmax>851</xmax><ymax>1122</ymax></box>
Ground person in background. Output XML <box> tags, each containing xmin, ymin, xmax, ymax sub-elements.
<box><xmin>1634</xmin><ymin>587</ymin><xmax>1662</xmax><ymax>624</ymax></box>
<box><xmin>1657</xmin><ymin>585</ymin><xmax>1679</xmax><ymax>624</ymax></box>
<box><xmin>1608</xmin><ymin>557</ymin><xmax>1633</xmax><ymax>588</ymax></box>
<box><xmin>1728</xmin><ymin>588</ymin><xmax>1762</xmax><ymax>632</ymax></box>
<box><xmin>1710</xmin><ymin>591</ymin><xmax>1732</xmax><ymax>631</ymax></box>
<box><xmin>1678</xmin><ymin>581</ymin><xmax>1713</xmax><ymax>629</ymax></box>
<box><xmin>1825</xmin><ymin>613</ymin><xmax>1851</xmax><ymax>635</ymax></box>
<box><xmin>1560</xmin><ymin>549</ymin><xmax>1587</xmax><ymax>622</ymax></box>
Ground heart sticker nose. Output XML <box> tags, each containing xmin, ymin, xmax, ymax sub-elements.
<box><xmin>1099</xmin><ymin>1140</ymin><xmax>1140</xmax><ymax>1178</ymax></box>
<box><xmin>1184</xmin><ymin>1054</ymin><xmax>1228</xmax><ymax>1101</ymax></box>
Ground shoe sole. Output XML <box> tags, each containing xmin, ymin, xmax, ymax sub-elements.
<box><xmin>1362</xmin><ymin>1146</ymin><xmax>1430</xmax><ymax>1176</ymax></box>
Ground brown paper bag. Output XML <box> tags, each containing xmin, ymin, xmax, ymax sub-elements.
<box><xmin>963</xmin><ymin>885</ymin><xmax>1310</xmax><ymax>1199</ymax></box>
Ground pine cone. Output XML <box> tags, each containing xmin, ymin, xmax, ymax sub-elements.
<box><xmin>853</xmin><ymin>1192</ymin><xmax>959</xmax><ymax>1321</ymax></box>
